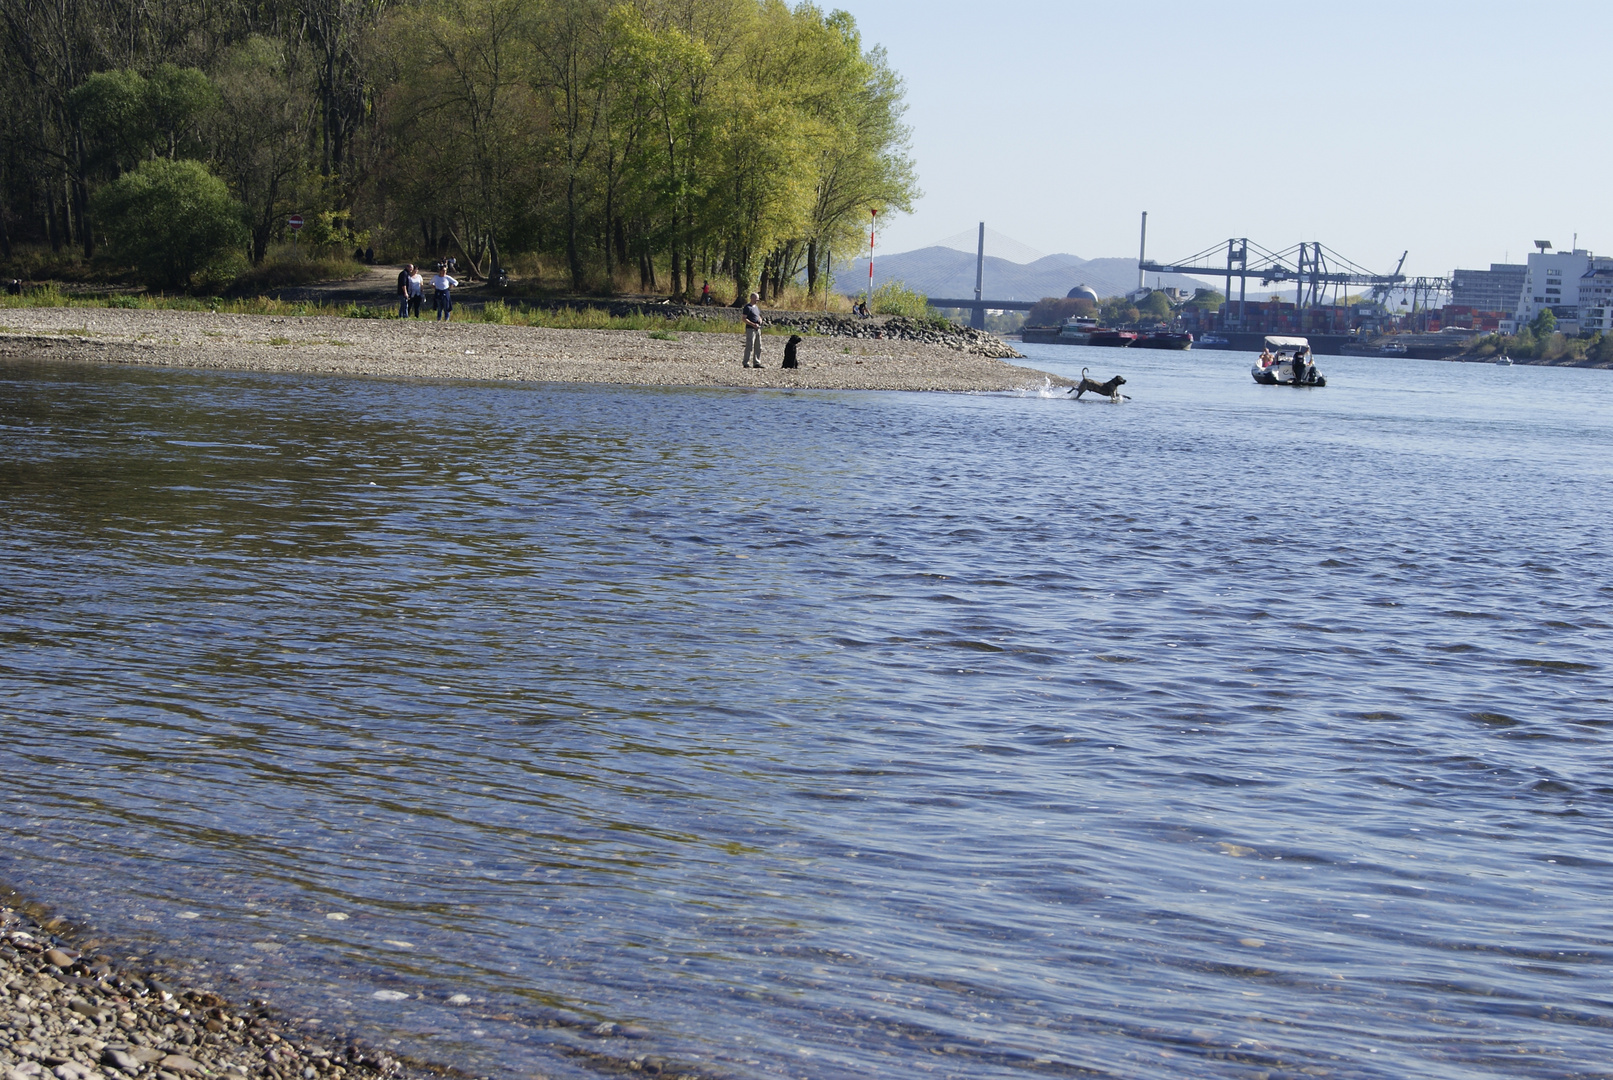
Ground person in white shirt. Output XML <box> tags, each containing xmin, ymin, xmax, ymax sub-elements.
<box><xmin>406</xmin><ymin>267</ymin><xmax>424</xmax><ymax>318</ymax></box>
<box><xmin>432</xmin><ymin>264</ymin><xmax>459</xmax><ymax>321</ymax></box>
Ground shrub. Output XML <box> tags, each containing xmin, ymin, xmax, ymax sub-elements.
<box><xmin>91</xmin><ymin>159</ymin><xmax>247</xmax><ymax>290</ymax></box>
<box><xmin>869</xmin><ymin>279</ymin><xmax>930</xmax><ymax>319</ymax></box>
<box><xmin>231</xmin><ymin>250</ymin><xmax>366</xmax><ymax>293</ymax></box>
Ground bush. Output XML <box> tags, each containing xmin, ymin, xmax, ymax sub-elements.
<box><xmin>231</xmin><ymin>250</ymin><xmax>367</xmax><ymax>293</ymax></box>
<box><xmin>868</xmin><ymin>279</ymin><xmax>930</xmax><ymax>319</ymax></box>
<box><xmin>91</xmin><ymin>159</ymin><xmax>247</xmax><ymax>290</ymax></box>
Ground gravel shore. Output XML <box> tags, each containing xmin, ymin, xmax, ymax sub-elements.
<box><xmin>0</xmin><ymin>902</ymin><xmax>417</xmax><ymax>1080</ymax></box>
<box><xmin>0</xmin><ymin>308</ymin><xmax>1068</xmax><ymax>393</ymax></box>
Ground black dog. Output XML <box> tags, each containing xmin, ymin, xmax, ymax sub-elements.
<box><xmin>1070</xmin><ymin>366</ymin><xmax>1127</xmax><ymax>401</ymax></box>
<box><xmin>781</xmin><ymin>334</ymin><xmax>803</xmax><ymax>368</ymax></box>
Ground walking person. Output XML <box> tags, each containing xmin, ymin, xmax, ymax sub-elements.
<box><xmin>741</xmin><ymin>291</ymin><xmax>763</xmax><ymax>367</ymax></box>
<box><xmin>433</xmin><ymin>263</ymin><xmax>459</xmax><ymax>322</ymax></box>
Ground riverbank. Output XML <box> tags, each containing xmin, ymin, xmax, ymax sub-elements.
<box><xmin>0</xmin><ymin>897</ymin><xmax>424</xmax><ymax>1080</ymax></box>
<box><xmin>0</xmin><ymin>308</ymin><xmax>1060</xmax><ymax>392</ymax></box>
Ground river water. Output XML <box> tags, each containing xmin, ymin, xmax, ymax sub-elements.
<box><xmin>2</xmin><ymin>343</ymin><xmax>1611</xmax><ymax>1080</ymax></box>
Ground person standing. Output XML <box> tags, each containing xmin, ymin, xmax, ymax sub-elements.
<box><xmin>433</xmin><ymin>263</ymin><xmax>459</xmax><ymax>322</ymax></box>
<box><xmin>741</xmin><ymin>291</ymin><xmax>763</xmax><ymax>368</ymax></box>
<box><xmin>407</xmin><ymin>265</ymin><xmax>425</xmax><ymax>317</ymax></box>
<box><xmin>397</xmin><ymin>264</ymin><xmax>413</xmax><ymax>318</ymax></box>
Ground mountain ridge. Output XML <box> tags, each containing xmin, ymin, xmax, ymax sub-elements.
<box><xmin>838</xmin><ymin>246</ymin><xmax>1214</xmax><ymax>302</ymax></box>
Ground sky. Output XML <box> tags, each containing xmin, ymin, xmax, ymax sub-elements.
<box><xmin>842</xmin><ymin>0</ymin><xmax>1613</xmax><ymax>278</ymax></box>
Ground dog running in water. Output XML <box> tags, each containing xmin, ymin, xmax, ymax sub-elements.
<box><xmin>1069</xmin><ymin>367</ymin><xmax>1127</xmax><ymax>401</ymax></box>
<box><xmin>781</xmin><ymin>334</ymin><xmax>803</xmax><ymax>368</ymax></box>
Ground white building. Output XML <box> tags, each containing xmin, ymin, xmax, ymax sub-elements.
<box><xmin>1512</xmin><ymin>248</ymin><xmax>1613</xmax><ymax>334</ymax></box>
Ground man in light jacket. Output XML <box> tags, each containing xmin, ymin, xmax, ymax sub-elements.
<box><xmin>741</xmin><ymin>292</ymin><xmax>763</xmax><ymax>368</ymax></box>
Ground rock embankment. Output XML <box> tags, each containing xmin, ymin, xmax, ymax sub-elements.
<box><xmin>528</xmin><ymin>302</ymin><xmax>1023</xmax><ymax>359</ymax></box>
<box><xmin>0</xmin><ymin>905</ymin><xmax>409</xmax><ymax>1080</ymax></box>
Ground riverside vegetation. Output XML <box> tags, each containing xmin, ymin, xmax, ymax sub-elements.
<box><xmin>0</xmin><ymin>0</ymin><xmax>917</xmax><ymax>303</ymax></box>
<box><xmin>1463</xmin><ymin>310</ymin><xmax>1613</xmax><ymax>366</ymax></box>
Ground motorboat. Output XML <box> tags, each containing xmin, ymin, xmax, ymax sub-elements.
<box><xmin>1197</xmin><ymin>333</ymin><xmax>1230</xmax><ymax>347</ymax></box>
<box><xmin>1381</xmin><ymin>342</ymin><xmax>1408</xmax><ymax>356</ymax></box>
<box><xmin>1495</xmin><ymin>354</ymin><xmax>1514</xmax><ymax>366</ymax></box>
<box><xmin>1251</xmin><ymin>335</ymin><xmax>1326</xmax><ymax>386</ymax></box>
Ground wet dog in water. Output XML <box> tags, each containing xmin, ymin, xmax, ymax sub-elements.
<box><xmin>781</xmin><ymin>334</ymin><xmax>803</xmax><ymax>368</ymax></box>
<box><xmin>1070</xmin><ymin>367</ymin><xmax>1127</xmax><ymax>401</ymax></box>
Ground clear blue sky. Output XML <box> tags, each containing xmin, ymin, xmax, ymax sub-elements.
<box><xmin>845</xmin><ymin>0</ymin><xmax>1612</xmax><ymax>278</ymax></box>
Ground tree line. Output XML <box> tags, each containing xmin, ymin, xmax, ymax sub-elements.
<box><xmin>0</xmin><ymin>0</ymin><xmax>918</xmax><ymax>299</ymax></box>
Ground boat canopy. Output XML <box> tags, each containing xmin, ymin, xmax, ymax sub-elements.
<box><xmin>1264</xmin><ymin>335</ymin><xmax>1310</xmax><ymax>352</ymax></box>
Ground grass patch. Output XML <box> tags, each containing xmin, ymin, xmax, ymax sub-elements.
<box><xmin>231</xmin><ymin>253</ymin><xmax>368</xmax><ymax>293</ymax></box>
<box><xmin>648</xmin><ymin>329</ymin><xmax>677</xmax><ymax>341</ymax></box>
<box><xmin>0</xmin><ymin>290</ymin><xmax>810</xmax><ymax>336</ymax></box>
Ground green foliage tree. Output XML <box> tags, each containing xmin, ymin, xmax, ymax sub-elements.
<box><xmin>1</xmin><ymin>0</ymin><xmax>918</xmax><ymax>296</ymax></box>
<box><xmin>1531</xmin><ymin>308</ymin><xmax>1557</xmax><ymax>337</ymax></box>
<box><xmin>90</xmin><ymin>158</ymin><xmax>247</xmax><ymax>289</ymax></box>
<box><xmin>1101</xmin><ymin>296</ymin><xmax>1140</xmax><ymax>326</ymax></box>
<box><xmin>1025</xmin><ymin>296</ymin><xmax>1095</xmax><ymax>325</ymax></box>
<box><xmin>72</xmin><ymin>65</ymin><xmax>218</xmax><ymax>174</ymax></box>
<box><xmin>1185</xmin><ymin>288</ymin><xmax>1224</xmax><ymax>311</ymax></box>
<box><xmin>209</xmin><ymin>38</ymin><xmax>314</xmax><ymax>265</ymax></box>
<box><xmin>1136</xmin><ymin>290</ymin><xmax>1172</xmax><ymax>320</ymax></box>
<box><xmin>1593</xmin><ymin>332</ymin><xmax>1613</xmax><ymax>366</ymax></box>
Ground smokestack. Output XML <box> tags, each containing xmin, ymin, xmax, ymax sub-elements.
<box><xmin>1137</xmin><ymin>211</ymin><xmax>1148</xmax><ymax>291</ymax></box>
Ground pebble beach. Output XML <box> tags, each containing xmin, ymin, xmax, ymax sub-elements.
<box><xmin>0</xmin><ymin>901</ymin><xmax>424</xmax><ymax>1080</ymax></box>
<box><xmin>0</xmin><ymin>308</ymin><xmax>1064</xmax><ymax>393</ymax></box>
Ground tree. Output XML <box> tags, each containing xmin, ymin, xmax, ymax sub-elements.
<box><xmin>90</xmin><ymin>158</ymin><xmax>247</xmax><ymax>289</ymax></box>
<box><xmin>380</xmin><ymin>0</ymin><xmax>538</xmax><ymax>280</ymax></box>
<box><xmin>1025</xmin><ymin>296</ymin><xmax>1095</xmax><ymax>325</ymax></box>
<box><xmin>208</xmin><ymin>38</ymin><xmax>316</xmax><ymax>265</ymax></box>
<box><xmin>1531</xmin><ymin>308</ymin><xmax>1557</xmax><ymax>338</ymax></box>
<box><xmin>1136</xmin><ymin>290</ymin><xmax>1172</xmax><ymax>320</ymax></box>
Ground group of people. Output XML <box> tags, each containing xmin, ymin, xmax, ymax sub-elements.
<box><xmin>1256</xmin><ymin>344</ymin><xmax>1317</xmax><ymax>384</ymax></box>
<box><xmin>395</xmin><ymin>262</ymin><xmax>461</xmax><ymax>321</ymax></box>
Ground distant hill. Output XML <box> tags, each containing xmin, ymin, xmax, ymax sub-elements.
<box><xmin>837</xmin><ymin>245</ymin><xmax>1214</xmax><ymax>302</ymax></box>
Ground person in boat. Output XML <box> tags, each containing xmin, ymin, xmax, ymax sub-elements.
<box><xmin>1257</xmin><ymin>346</ymin><xmax>1275</xmax><ymax>368</ymax></box>
<box><xmin>1292</xmin><ymin>346</ymin><xmax>1313</xmax><ymax>385</ymax></box>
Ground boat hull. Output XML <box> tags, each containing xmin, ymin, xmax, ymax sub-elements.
<box><xmin>1134</xmin><ymin>333</ymin><xmax>1193</xmax><ymax>350</ymax></box>
<box><xmin>1252</xmin><ymin>360</ymin><xmax>1325</xmax><ymax>387</ymax></box>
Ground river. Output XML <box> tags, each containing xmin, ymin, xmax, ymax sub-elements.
<box><xmin>2</xmin><ymin>344</ymin><xmax>1611</xmax><ymax>1079</ymax></box>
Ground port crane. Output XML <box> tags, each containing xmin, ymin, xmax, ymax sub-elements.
<box><xmin>1139</xmin><ymin>239</ymin><xmax>1429</xmax><ymax>328</ymax></box>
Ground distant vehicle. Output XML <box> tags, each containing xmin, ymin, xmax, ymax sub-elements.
<box><xmin>1251</xmin><ymin>335</ymin><xmax>1326</xmax><ymax>387</ymax></box>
